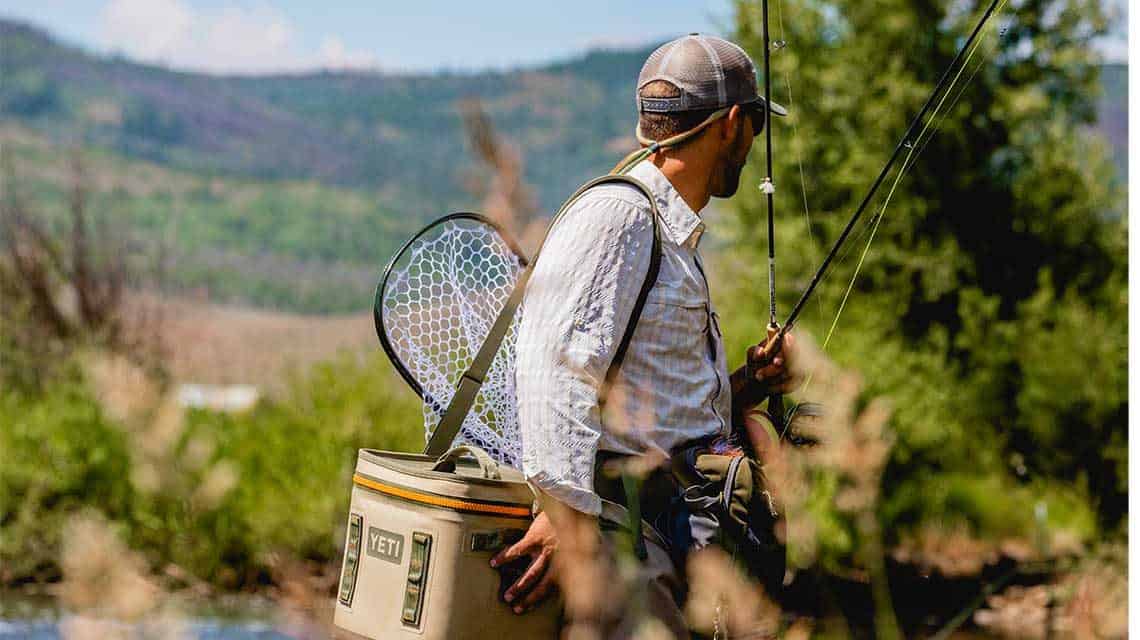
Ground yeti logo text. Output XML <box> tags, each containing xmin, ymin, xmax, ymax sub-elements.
<box><xmin>367</xmin><ymin>527</ymin><xmax>404</xmax><ymax>564</ymax></box>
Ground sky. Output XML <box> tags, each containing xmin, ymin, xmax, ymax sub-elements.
<box><xmin>0</xmin><ymin>0</ymin><xmax>1128</xmax><ymax>75</ymax></box>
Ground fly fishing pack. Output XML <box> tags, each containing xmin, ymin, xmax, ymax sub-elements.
<box><xmin>333</xmin><ymin>176</ymin><xmax>663</xmax><ymax>639</ymax></box>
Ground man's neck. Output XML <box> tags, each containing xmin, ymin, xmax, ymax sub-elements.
<box><xmin>647</xmin><ymin>153</ymin><xmax>711</xmax><ymax>213</ymax></box>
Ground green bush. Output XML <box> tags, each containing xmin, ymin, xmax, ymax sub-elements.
<box><xmin>0</xmin><ymin>352</ymin><xmax>423</xmax><ymax>586</ymax></box>
<box><xmin>0</xmin><ymin>376</ymin><xmax>135</xmax><ymax>581</ymax></box>
<box><xmin>174</xmin><ymin>354</ymin><xmax>422</xmax><ymax>582</ymax></box>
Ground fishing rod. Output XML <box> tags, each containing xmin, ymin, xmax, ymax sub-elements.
<box><xmin>758</xmin><ymin>0</ymin><xmax>785</xmax><ymax>425</ymax></box>
<box><xmin>763</xmin><ymin>0</ymin><xmax>1004</xmax><ymax>351</ymax></box>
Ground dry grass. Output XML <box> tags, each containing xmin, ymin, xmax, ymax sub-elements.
<box><xmin>685</xmin><ymin>547</ymin><xmax>781</xmax><ymax>638</ymax></box>
<box><xmin>892</xmin><ymin>525</ymin><xmax>1037</xmax><ymax>578</ymax></box>
<box><xmin>972</xmin><ymin>547</ymin><xmax>1128</xmax><ymax>639</ymax></box>
<box><xmin>57</xmin><ymin>512</ymin><xmax>188</xmax><ymax>640</ymax></box>
<box><xmin>459</xmin><ymin>98</ymin><xmax>547</xmax><ymax>256</ymax></box>
<box><xmin>83</xmin><ymin>350</ymin><xmax>241</xmax><ymax>504</ymax></box>
<box><xmin>261</xmin><ymin>554</ymin><xmax>340</xmax><ymax>639</ymax></box>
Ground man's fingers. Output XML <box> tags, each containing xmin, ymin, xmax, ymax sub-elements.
<box><xmin>766</xmin><ymin>369</ymin><xmax>791</xmax><ymax>384</ymax></box>
<box><xmin>755</xmin><ymin>360</ymin><xmax>786</xmax><ymax>380</ymax></box>
<box><xmin>769</xmin><ymin>371</ymin><xmax>797</xmax><ymax>393</ymax></box>
<box><xmin>750</xmin><ymin>331</ymin><xmax>797</xmax><ymax>384</ymax></box>
<box><xmin>514</xmin><ymin>570</ymin><xmax>558</xmax><ymax>613</ymax></box>
<box><xmin>503</xmin><ymin>551</ymin><xmax>549</xmax><ymax>603</ymax></box>
<box><xmin>755</xmin><ymin>336</ymin><xmax>785</xmax><ymax>361</ymax></box>
<box><xmin>491</xmin><ymin>538</ymin><xmax>528</xmax><ymax>568</ymax></box>
<box><xmin>754</xmin><ymin>367</ymin><xmax>776</xmax><ymax>381</ymax></box>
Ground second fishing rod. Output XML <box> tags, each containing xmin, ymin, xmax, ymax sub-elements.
<box><xmin>754</xmin><ymin>0</ymin><xmax>1005</xmax><ymax>363</ymax></box>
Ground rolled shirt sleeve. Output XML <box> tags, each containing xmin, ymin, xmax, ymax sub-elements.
<box><xmin>516</xmin><ymin>192</ymin><xmax>654</xmax><ymax>515</ymax></box>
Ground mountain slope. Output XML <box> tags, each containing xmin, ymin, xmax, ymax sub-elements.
<box><xmin>1</xmin><ymin>123</ymin><xmax>416</xmax><ymax>312</ymax></box>
<box><xmin>1</xmin><ymin>19</ymin><xmax>649</xmax><ymax>214</ymax></box>
<box><xmin>0</xmin><ymin>18</ymin><xmax>1127</xmax><ymax>315</ymax></box>
<box><xmin>2</xmin><ymin>19</ymin><xmax>1127</xmax><ymax>213</ymax></box>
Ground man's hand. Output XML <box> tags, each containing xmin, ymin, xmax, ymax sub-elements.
<box><xmin>747</xmin><ymin>327</ymin><xmax>798</xmax><ymax>394</ymax></box>
<box><xmin>491</xmin><ymin>511</ymin><xmax>559</xmax><ymax>614</ymax></box>
<box><xmin>732</xmin><ymin>327</ymin><xmax>800</xmax><ymax>429</ymax></box>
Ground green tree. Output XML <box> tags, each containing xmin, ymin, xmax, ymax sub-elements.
<box><xmin>728</xmin><ymin>0</ymin><xmax>1124</xmax><ymax>559</ymax></box>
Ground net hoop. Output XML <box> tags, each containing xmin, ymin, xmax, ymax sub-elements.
<box><xmin>374</xmin><ymin>212</ymin><xmax>529</xmax><ymax>464</ymax></box>
<box><xmin>374</xmin><ymin>212</ymin><xmax>528</xmax><ymax>400</ymax></box>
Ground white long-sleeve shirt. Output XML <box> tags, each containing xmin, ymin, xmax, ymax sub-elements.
<box><xmin>516</xmin><ymin>161</ymin><xmax>732</xmax><ymax>515</ymax></box>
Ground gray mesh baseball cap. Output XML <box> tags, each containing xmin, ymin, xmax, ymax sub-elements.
<box><xmin>637</xmin><ymin>33</ymin><xmax>787</xmax><ymax>128</ymax></box>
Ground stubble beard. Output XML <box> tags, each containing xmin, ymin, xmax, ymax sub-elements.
<box><xmin>710</xmin><ymin>129</ymin><xmax>751</xmax><ymax>198</ymax></box>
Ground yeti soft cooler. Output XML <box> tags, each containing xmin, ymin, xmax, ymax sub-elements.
<box><xmin>333</xmin><ymin>445</ymin><xmax>559</xmax><ymax>639</ymax></box>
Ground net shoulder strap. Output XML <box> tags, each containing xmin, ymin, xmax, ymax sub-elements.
<box><xmin>424</xmin><ymin>175</ymin><xmax>663</xmax><ymax>457</ymax></box>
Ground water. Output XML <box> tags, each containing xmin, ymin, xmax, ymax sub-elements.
<box><xmin>0</xmin><ymin>618</ymin><xmax>292</xmax><ymax>639</ymax></box>
<box><xmin>0</xmin><ymin>595</ymin><xmax>299</xmax><ymax>639</ymax></box>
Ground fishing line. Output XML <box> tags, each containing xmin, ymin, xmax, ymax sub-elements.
<box><xmin>774</xmin><ymin>0</ymin><xmax>828</xmax><ymax>324</ymax></box>
<box><xmin>778</xmin><ymin>0</ymin><xmax>1008</xmax><ymax>435</ymax></box>
<box><xmin>818</xmin><ymin>2</ymin><xmax>1003</xmax><ymax>347</ymax></box>
<box><xmin>903</xmin><ymin>22</ymin><xmax>1007</xmax><ymax>175</ymax></box>
<box><xmin>776</xmin><ymin>0</ymin><xmax>1006</xmax><ymax>340</ymax></box>
<box><xmin>781</xmin><ymin>8</ymin><xmax>1006</xmax><ymax>428</ymax></box>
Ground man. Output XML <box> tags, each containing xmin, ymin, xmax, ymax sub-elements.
<box><xmin>493</xmin><ymin>34</ymin><xmax>797</xmax><ymax>637</ymax></box>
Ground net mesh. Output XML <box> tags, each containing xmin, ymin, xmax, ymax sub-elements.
<box><xmin>380</xmin><ymin>217</ymin><xmax>525</xmax><ymax>466</ymax></box>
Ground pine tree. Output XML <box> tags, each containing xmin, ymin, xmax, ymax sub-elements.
<box><xmin>728</xmin><ymin>0</ymin><xmax>1125</xmax><ymax>562</ymax></box>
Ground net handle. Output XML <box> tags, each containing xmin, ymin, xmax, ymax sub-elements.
<box><xmin>424</xmin><ymin>175</ymin><xmax>663</xmax><ymax>457</ymax></box>
<box><xmin>374</xmin><ymin>212</ymin><xmax>529</xmax><ymax>402</ymax></box>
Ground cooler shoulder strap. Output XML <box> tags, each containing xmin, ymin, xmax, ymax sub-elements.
<box><xmin>424</xmin><ymin>175</ymin><xmax>663</xmax><ymax>457</ymax></box>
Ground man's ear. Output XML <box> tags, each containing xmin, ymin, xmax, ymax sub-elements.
<box><xmin>722</xmin><ymin>105</ymin><xmax>744</xmax><ymax>144</ymax></box>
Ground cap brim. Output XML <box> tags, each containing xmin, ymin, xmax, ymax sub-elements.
<box><xmin>743</xmin><ymin>98</ymin><xmax>787</xmax><ymax>135</ymax></box>
<box><xmin>738</xmin><ymin>96</ymin><xmax>784</xmax><ymax>121</ymax></box>
<box><xmin>753</xmin><ymin>96</ymin><xmax>787</xmax><ymax>117</ymax></box>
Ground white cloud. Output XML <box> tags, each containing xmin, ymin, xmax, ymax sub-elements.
<box><xmin>96</xmin><ymin>0</ymin><xmax>378</xmax><ymax>74</ymax></box>
<box><xmin>98</xmin><ymin>0</ymin><xmax>193</xmax><ymax>61</ymax></box>
<box><xmin>317</xmin><ymin>36</ymin><xmax>380</xmax><ymax>70</ymax></box>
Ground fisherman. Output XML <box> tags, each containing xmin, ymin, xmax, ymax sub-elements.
<box><xmin>491</xmin><ymin>34</ymin><xmax>799</xmax><ymax>637</ymax></box>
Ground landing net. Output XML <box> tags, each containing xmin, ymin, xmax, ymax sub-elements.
<box><xmin>377</xmin><ymin>214</ymin><xmax>526</xmax><ymax>466</ymax></box>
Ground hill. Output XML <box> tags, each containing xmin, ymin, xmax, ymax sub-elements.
<box><xmin>0</xmin><ymin>18</ymin><xmax>1127</xmax><ymax>314</ymax></box>
<box><xmin>0</xmin><ymin>19</ymin><xmax>649</xmax><ymax>215</ymax></box>
<box><xmin>1</xmin><ymin>123</ymin><xmax>415</xmax><ymax>312</ymax></box>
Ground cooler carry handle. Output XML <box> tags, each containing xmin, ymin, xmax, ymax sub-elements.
<box><xmin>432</xmin><ymin>445</ymin><xmax>503</xmax><ymax>480</ymax></box>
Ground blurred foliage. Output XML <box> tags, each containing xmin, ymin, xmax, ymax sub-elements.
<box><xmin>0</xmin><ymin>353</ymin><xmax>422</xmax><ymax>587</ymax></box>
<box><xmin>721</xmin><ymin>0</ymin><xmax>1125</xmax><ymax>573</ymax></box>
<box><xmin>0</xmin><ymin>371</ymin><xmax>134</xmax><ymax>582</ymax></box>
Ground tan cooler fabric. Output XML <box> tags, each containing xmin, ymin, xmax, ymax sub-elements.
<box><xmin>333</xmin><ymin>448</ymin><xmax>560</xmax><ymax>639</ymax></box>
